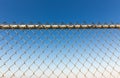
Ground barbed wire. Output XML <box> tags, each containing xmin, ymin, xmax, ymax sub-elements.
<box><xmin>0</xmin><ymin>24</ymin><xmax>120</xmax><ymax>29</ymax></box>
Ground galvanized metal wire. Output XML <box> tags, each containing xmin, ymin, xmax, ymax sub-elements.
<box><xmin>0</xmin><ymin>24</ymin><xmax>120</xmax><ymax>29</ymax></box>
<box><xmin>0</xmin><ymin>24</ymin><xmax>120</xmax><ymax>78</ymax></box>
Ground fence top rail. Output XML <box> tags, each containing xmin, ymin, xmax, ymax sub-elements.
<box><xmin>0</xmin><ymin>24</ymin><xmax>120</xmax><ymax>29</ymax></box>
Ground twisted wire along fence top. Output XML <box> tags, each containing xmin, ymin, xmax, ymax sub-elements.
<box><xmin>0</xmin><ymin>24</ymin><xmax>120</xmax><ymax>29</ymax></box>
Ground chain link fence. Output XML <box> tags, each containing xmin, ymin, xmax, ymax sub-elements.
<box><xmin>0</xmin><ymin>25</ymin><xmax>120</xmax><ymax>78</ymax></box>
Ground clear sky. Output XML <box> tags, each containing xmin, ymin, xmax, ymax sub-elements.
<box><xmin>0</xmin><ymin>0</ymin><xmax>120</xmax><ymax>24</ymax></box>
<box><xmin>0</xmin><ymin>0</ymin><xmax>120</xmax><ymax>78</ymax></box>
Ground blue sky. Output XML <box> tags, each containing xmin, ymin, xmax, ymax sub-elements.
<box><xmin>0</xmin><ymin>0</ymin><xmax>120</xmax><ymax>23</ymax></box>
<box><xmin>0</xmin><ymin>0</ymin><xmax>120</xmax><ymax>78</ymax></box>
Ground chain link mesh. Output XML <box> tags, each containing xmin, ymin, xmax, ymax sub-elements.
<box><xmin>0</xmin><ymin>25</ymin><xmax>120</xmax><ymax>78</ymax></box>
